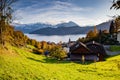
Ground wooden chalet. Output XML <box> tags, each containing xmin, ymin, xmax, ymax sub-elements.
<box><xmin>70</xmin><ymin>41</ymin><xmax>106</xmax><ymax>61</ymax></box>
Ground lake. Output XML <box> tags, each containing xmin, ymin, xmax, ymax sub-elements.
<box><xmin>25</xmin><ymin>34</ymin><xmax>86</xmax><ymax>43</ymax></box>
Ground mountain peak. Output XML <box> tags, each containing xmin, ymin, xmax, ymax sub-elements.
<box><xmin>56</xmin><ymin>21</ymin><xmax>79</xmax><ymax>28</ymax></box>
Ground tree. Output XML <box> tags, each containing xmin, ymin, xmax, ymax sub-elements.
<box><xmin>115</xmin><ymin>17</ymin><xmax>120</xmax><ymax>30</ymax></box>
<box><xmin>0</xmin><ymin>0</ymin><xmax>17</xmax><ymax>46</ymax></box>
<box><xmin>41</xmin><ymin>41</ymin><xmax>47</xmax><ymax>50</ymax></box>
<box><xmin>86</xmin><ymin>30</ymin><xmax>95</xmax><ymax>38</ymax></box>
<box><xmin>110</xmin><ymin>0</ymin><xmax>120</xmax><ymax>10</ymax></box>
<box><xmin>94</xmin><ymin>26</ymin><xmax>99</xmax><ymax>35</ymax></box>
<box><xmin>109</xmin><ymin>21</ymin><xmax>116</xmax><ymax>34</ymax></box>
<box><xmin>86</xmin><ymin>26</ymin><xmax>98</xmax><ymax>39</ymax></box>
<box><xmin>50</xmin><ymin>46</ymin><xmax>67</xmax><ymax>60</ymax></box>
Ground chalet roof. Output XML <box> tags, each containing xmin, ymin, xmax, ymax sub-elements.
<box><xmin>86</xmin><ymin>41</ymin><xmax>106</xmax><ymax>55</ymax></box>
<box><xmin>86</xmin><ymin>41</ymin><xmax>101</xmax><ymax>46</ymax></box>
<box><xmin>70</xmin><ymin>41</ymin><xmax>106</xmax><ymax>55</ymax></box>
<box><xmin>70</xmin><ymin>42</ymin><xmax>92</xmax><ymax>53</ymax></box>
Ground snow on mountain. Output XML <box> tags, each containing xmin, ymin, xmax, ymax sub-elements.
<box><xmin>55</xmin><ymin>21</ymin><xmax>79</xmax><ymax>27</ymax></box>
<box><xmin>14</xmin><ymin>23</ymin><xmax>53</xmax><ymax>33</ymax></box>
<box><xmin>30</xmin><ymin>21</ymin><xmax>111</xmax><ymax>35</ymax></box>
<box><xmin>13</xmin><ymin>21</ymin><xmax>79</xmax><ymax>33</ymax></box>
<box><xmin>13</xmin><ymin>20</ymin><xmax>111</xmax><ymax>34</ymax></box>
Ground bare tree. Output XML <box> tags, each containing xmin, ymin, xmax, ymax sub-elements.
<box><xmin>0</xmin><ymin>0</ymin><xmax>17</xmax><ymax>46</ymax></box>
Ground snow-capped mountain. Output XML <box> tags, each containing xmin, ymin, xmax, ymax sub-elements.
<box><xmin>14</xmin><ymin>23</ymin><xmax>53</xmax><ymax>33</ymax></box>
<box><xmin>55</xmin><ymin>21</ymin><xmax>79</xmax><ymax>28</ymax></box>
<box><xmin>14</xmin><ymin>21</ymin><xmax>111</xmax><ymax>35</ymax></box>
<box><xmin>14</xmin><ymin>21</ymin><xmax>79</xmax><ymax>33</ymax></box>
<box><xmin>30</xmin><ymin>21</ymin><xmax>111</xmax><ymax>35</ymax></box>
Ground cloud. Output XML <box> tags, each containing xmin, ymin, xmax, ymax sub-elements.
<box><xmin>14</xmin><ymin>0</ymin><xmax>113</xmax><ymax>26</ymax></box>
<box><xmin>16</xmin><ymin>0</ymin><xmax>91</xmax><ymax>14</ymax></box>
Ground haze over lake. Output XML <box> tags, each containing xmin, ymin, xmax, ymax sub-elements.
<box><xmin>25</xmin><ymin>34</ymin><xmax>86</xmax><ymax>43</ymax></box>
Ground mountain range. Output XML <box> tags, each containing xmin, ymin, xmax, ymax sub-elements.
<box><xmin>14</xmin><ymin>23</ymin><xmax>53</xmax><ymax>33</ymax></box>
<box><xmin>14</xmin><ymin>21</ymin><xmax>111</xmax><ymax>35</ymax></box>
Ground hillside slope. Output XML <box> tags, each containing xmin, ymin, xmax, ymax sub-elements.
<box><xmin>0</xmin><ymin>46</ymin><xmax>120</xmax><ymax>80</ymax></box>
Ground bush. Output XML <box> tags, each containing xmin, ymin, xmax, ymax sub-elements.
<box><xmin>49</xmin><ymin>46</ymin><xmax>67</xmax><ymax>60</ymax></box>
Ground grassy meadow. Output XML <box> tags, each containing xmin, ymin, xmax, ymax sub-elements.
<box><xmin>110</xmin><ymin>45</ymin><xmax>120</xmax><ymax>52</ymax></box>
<box><xmin>0</xmin><ymin>45</ymin><xmax>120</xmax><ymax>80</ymax></box>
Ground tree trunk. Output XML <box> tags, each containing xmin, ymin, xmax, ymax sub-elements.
<box><xmin>0</xmin><ymin>25</ymin><xmax>4</xmax><ymax>47</ymax></box>
<box><xmin>0</xmin><ymin>21</ymin><xmax>5</xmax><ymax>47</ymax></box>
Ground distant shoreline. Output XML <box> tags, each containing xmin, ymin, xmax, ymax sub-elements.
<box><xmin>25</xmin><ymin>34</ymin><xmax>86</xmax><ymax>43</ymax></box>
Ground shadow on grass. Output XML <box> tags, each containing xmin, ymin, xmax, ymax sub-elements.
<box><xmin>45</xmin><ymin>58</ymin><xmax>72</xmax><ymax>64</ymax></box>
<box><xmin>27</xmin><ymin>57</ymin><xmax>70</xmax><ymax>64</ymax></box>
<box><xmin>27</xmin><ymin>57</ymin><xmax>93</xmax><ymax>65</ymax></box>
<box><xmin>71</xmin><ymin>60</ymin><xmax>94</xmax><ymax>65</ymax></box>
<box><xmin>27</xmin><ymin>57</ymin><xmax>43</xmax><ymax>63</ymax></box>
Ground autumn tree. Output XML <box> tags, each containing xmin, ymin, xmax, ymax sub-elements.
<box><xmin>13</xmin><ymin>30</ymin><xmax>28</xmax><ymax>47</ymax></box>
<box><xmin>49</xmin><ymin>46</ymin><xmax>67</xmax><ymax>60</ymax></box>
<box><xmin>41</xmin><ymin>41</ymin><xmax>47</xmax><ymax>50</ymax></box>
<box><xmin>94</xmin><ymin>26</ymin><xmax>99</xmax><ymax>35</ymax></box>
<box><xmin>86</xmin><ymin>26</ymin><xmax>98</xmax><ymax>39</ymax></box>
<box><xmin>86</xmin><ymin>30</ymin><xmax>94</xmax><ymax>38</ymax></box>
<box><xmin>0</xmin><ymin>0</ymin><xmax>17</xmax><ymax>46</ymax></box>
<box><xmin>115</xmin><ymin>17</ymin><xmax>120</xmax><ymax>30</ymax></box>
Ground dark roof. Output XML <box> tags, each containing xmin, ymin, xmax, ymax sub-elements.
<box><xmin>70</xmin><ymin>41</ymin><xmax>106</xmax><ymax>55</ymax></box>
<box><xmin>86</xmin><ymin>41</ymin><xmax>106</xmax><ymax>55</ymax></box>
<box><xmin>86</xmin><ymin>41</ymin><xmax>101</xmax><ymax>46</ymax></box>
<box><xmin>70</xmin><ymin>42</ymin><xmax>92</xmax><ymax>53</ymax></box>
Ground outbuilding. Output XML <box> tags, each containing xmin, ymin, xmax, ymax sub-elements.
<box><xmin>70</xmin><ymin>41</ymin><xmax>106</xmax><ymax>61</ymax></box>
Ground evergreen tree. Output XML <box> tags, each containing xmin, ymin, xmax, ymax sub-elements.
<box><xmin>109</xmin><ymin>21</ymin><xmax>116</xmax><ymax>34</ymax></box>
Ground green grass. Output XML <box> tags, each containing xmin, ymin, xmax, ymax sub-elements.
<box><xmin>0</xmin><ymin>46</ymin><xmax>120</xmax><ymax>80</ymax></box>
<box><xmin>110</xmin><ymin>45</ymin><xmax>120</xmax><ymax>52</ymax></box>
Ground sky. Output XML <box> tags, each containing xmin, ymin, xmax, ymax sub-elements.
<box><xmin>13</xmin><ymin>0</ymin><xmax>120</xmax><ymax>26</ymax></box>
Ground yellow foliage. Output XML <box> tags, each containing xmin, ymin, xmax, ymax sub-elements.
<box><xmin>86</xmin><ymin>26</ymin><xmax>98</xmax><ymax>38</ymax></box>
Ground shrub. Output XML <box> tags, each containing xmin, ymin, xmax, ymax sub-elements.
<box><xmin>49</xmin><ymin>46</ymin><xmax>67</xmax><ymax>60</ymax></box>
